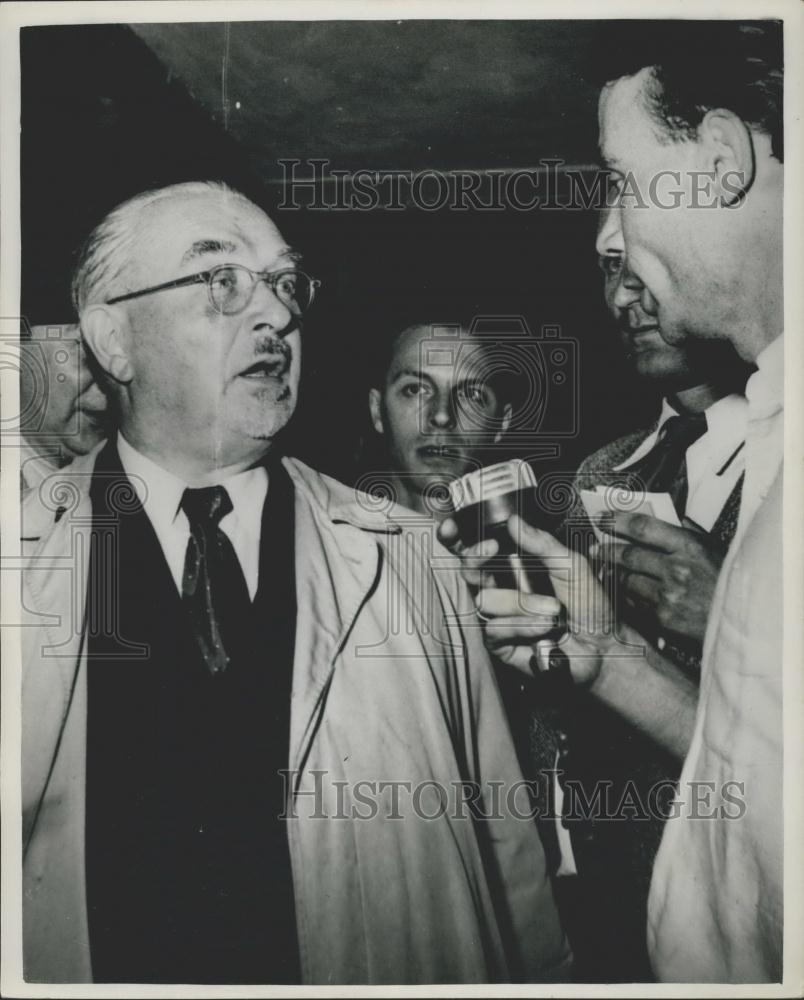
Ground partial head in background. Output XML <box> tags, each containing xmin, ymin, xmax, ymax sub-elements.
<box><xmin>74</xmin><ymin>181</ymin><xmax>316</xmax><ymax>482</ymax></box>
<box><xmin>19</xmin><ymin>320</ymin><xmax>109</xmax><ymax>466</ymax></box>
<box><xmin>597</xmin><ymin>22</ymin><xmax>783</xmax><ymax>362</ymax></box>
<box><xmin>595</xmin><ymin>206</ymin><xmax>750</xmax><ymax>395</ymax></box>
<box><xmin>369</xmin><ymin>320</ymin><xmax>512</xmax><ymax>515</ymax></box>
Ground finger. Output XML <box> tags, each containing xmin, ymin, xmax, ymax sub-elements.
<box><xmin>437</xmin><ymin>517</ymin><xmax>461</xmax><ymax>550</ymax></box>
<box><xmin>620</xmin><ymin>571</ymin><xmax>662</xmax><ymax>605</ymax></box>
<box><xmin>507</xmin><ymin>514</ymin><xmax>569</xmax><ymax>562</ymax></box>
<box><xmin>493</xmin><ymin>642</ymin><xmax>539</xmax><ymax>678</ymax></box>
<box><xmin>477</xmin><ymin>588</ymin><xmax>562</xmax><ymax>620</ymax></box>
<box><xmin>599</xmin><ymin>541</ymin><xmax>670</xmax><ymax>580</ymax></box>
<box><xmin>531</xmin><ymin>636</ymin><xmax>601</xmax><ymax>688</ymax></box>
<box><xmin>606</xmin><ymin>512</ymin><xmax>696</xmax><ymax>554</ymax></box>
<box><xmin>508</xmin><ymin>515</ymin><xmax>604</xmax><ymax>630</ymax></box>
<box><xmin>449</xmin><ymin>539</ymin><xmax>500</xmax><ymax>588</ymax></box>
<box><xmin>460</xmin><ymin>538</ymin><xmax>500</xmax><ymax>565</ymax></box>
<box><xmin>483</xmin><ymin>617</ymin><xmax>560</xmax><ymax>646</ymax></box>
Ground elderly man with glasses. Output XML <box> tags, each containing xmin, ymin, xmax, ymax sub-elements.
<box><xmin>20</xmin><ymin>181</ymin><xmax>569</xmax><ymax>986</ymax></box>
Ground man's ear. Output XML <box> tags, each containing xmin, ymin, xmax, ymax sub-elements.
<box><xmin>80</xmin><ymin>305</ymin><xmax>133</xmax><ymax>384</ymax></box>
<box><xmin>368</xmin><ymin>387</ymin><xmax>385</xmax><ymax>435</ymax></box>
<box><xmin>698</xmin><ymin>109</ymin><xmax>756</xmax><ymax>206</ymax></box>
<box><xmin>493</xmin><ymin>402</ymin><xmax>513</xmax><ymax>444</ymax></box>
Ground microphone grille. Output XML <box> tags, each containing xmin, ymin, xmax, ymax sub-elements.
<box><xmin>448</xmin><ymin>460</ymin><xmax>538</xmax><ymax>512</ymax></box>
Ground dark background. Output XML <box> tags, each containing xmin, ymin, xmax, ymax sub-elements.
<box><xmin>20</xmin><ymin>21</ymin><xmax>666</xmax><ymax>483</ymax></box>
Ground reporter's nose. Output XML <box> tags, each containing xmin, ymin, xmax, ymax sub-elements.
<box><xmin>596</xmin><ymin>205</ymin><xmax>624</xmax><ymax>257</ymax></box>
<box><xmin>612</xmin><ymin>261</ymin><xmax>644</xmax><ymax>312</ymax></box>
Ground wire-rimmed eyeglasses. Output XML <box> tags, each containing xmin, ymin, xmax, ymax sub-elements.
<box><xmin>105</xmin><ymin>263</ymin><xmax>321</xmax><ymax>316</ymax></box>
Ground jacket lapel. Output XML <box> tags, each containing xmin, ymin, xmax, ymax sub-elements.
<box><xmin>282</xmin><ymin>459</ymin><xmax>397</xmax><ymax>779</ymax></box>
<box><xmin>21</xmin><ymin>464</ymin><xmax>95</xmax><ymax>846</ymax></box>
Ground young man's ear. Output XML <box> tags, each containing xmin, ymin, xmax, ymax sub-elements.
<box><xmin>699</xmin><ymin>108</ymin><xmax>756</xmax><ymax>206</ymax></box>
<box><xmin>80</xmin><ymin>305</ymin><xmax>133</xmax><ymax>384</ymax></box>
<box><xmin>368</xmin><ymin>387</ymin><xmax>385</xmax><ymax>436</ymax></box>
<box><xmin>493</xmin><ymin>402</ymin><xmax>513</xmax><ymax>444</ymax></box>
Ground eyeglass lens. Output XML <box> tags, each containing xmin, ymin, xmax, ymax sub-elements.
<box><xmin>208</xmin><ymin>265</ymin><xmax>312</xmax><ymax>315</ymax></box>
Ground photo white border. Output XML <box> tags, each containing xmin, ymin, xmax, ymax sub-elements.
<box><xmin>2</xmin><ymin>2</ymin><xmax>802</xmax><ymax>997</ymax></box>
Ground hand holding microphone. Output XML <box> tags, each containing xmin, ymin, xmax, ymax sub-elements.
<box><xmin>439</xmin><ymin>461</ymin><xmax>616</xmax><ymax>690</ymax></box>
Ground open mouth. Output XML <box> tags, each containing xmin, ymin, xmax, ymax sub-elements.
<box><xmin>238</xmin><ymin>357</ymin><xmax>288</xmax><ymax>380</ymax></box>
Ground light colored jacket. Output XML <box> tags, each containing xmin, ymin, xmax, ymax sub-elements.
<box><xmin>647</xmin><ymin>337</ymin><xmax>784</xmax><ymax>982</ymax></box>
<box><xmin>21</xmin><ymin>449</ymin><xmax>570</xmax><ymax>984</ymax></box>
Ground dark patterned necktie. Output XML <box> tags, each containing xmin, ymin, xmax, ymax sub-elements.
<box><xmin>181</xmin><ymin>486</ymin><xmax>251</xmax><ymax>676</ymax></box>
<box><xmin>625</xmin><ymin>412</ymin><xmax>708</xmax><ymax>516</ymax></box>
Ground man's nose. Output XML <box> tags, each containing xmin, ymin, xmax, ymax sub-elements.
<box><xmin>248</xmin><ymin>276</ymin><xmax>295</xmax><ymax>337</ymax></box>
<box><xmin>82</xmin><ymin>378</ymin><xmax>108</xmax><ymax>410</ymax></box>
<box><xmin>428</xmin><ymin>392</ymin><xmax>456</xmax><ymax>429</ymax></box>
<box><xmin>612</xmin><ymin>260</ymin><xmax>644</xmax><ymax>311</ymax></box>
<box><xmin>596</xmin><ymin>204</ymin><xmax>624</xmax><ymax>257</ymax></box>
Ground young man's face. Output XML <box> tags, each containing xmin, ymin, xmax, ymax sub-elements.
<box><xmin>369</xmin><ymin>325</ymin><xmax>510</xmax><ymax>510</ymax></box>
<box><xmin>598</xmin><ymin>68</ymin><xmax>735</xmax><ymax>347</ymax></box>
<box><xmin>109</xmin><ymin>190</ymin><xmax>302</xmax><ymax>471</ymax></box>
<box><xmin>20</xmin><ymin>324</ymin><xmax>109</xmax><ymax>462</ymax></box>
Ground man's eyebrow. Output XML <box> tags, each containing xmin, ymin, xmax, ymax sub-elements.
<box><xmin>280</xmin><ymin>247</ymin><xmax>303</xmax><ymax>266</ymax></box>
<box><xmin>390</xmin><ymin>367</ymin><xmax>430</xmax><ymax>384</ymax></box>
<box><xmin>180</xmin><ymin>239</ymin><xmax>238</xmax><ymax>265</ymax></box>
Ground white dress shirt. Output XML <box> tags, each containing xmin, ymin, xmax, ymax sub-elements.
<box><xmin>116</xmin><ymin>433</ymin><xmax>268</xmax><ymax>600</ymax></box>
<box><xmin>647</xmin><ymin>335</ymin><xmax>784</xmax><ymax>981</ymax></box>
<box><xmin>613</xmin><ymin>392</ymin><xmax>748</xmax><ymax>531</ymax></box>
<box><xmin>552</xmin><ymin>391</ymin><xmax>750</xmax><ymax>880</ymax></box>
<box><xmin>20</xmin><ymin>438</ymin><xmax>61</xmax><ymax>495</ymax></box>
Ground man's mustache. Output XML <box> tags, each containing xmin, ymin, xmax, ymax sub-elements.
<box><xmin>247</xmin><ymin>336</ymin><xmax>294</xmax><ymax>373</ymax></box>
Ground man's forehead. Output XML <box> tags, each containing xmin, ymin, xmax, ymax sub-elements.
<box><xmin>137</xmin><ymin>191</ymin><xmax>288</xmax><ymax>267</ymax></box>
<box><xmin>598</xmin><ymin>68</ymin><xmax>654</xmax><ymax>161</ymax></box>
<box><xmin>391</xmin><ymin>327</ymin><xmax>488</xmax><ymax>374</ymax></box>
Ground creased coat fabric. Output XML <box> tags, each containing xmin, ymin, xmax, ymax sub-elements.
<box><xmin>647</xmin><ymin>338</ymin><xmax>784</xmax><ymax>983</ymax></box>
<box><xmin>20</xmin><ymin>450</ymin><xmax>570</xmax><ymax>985</ymax></box>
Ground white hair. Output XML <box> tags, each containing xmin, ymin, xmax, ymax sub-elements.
<box><xmin>70</xmin><ymin>180</ymin><xmax>254</xmax><ymax>314</ymax></box>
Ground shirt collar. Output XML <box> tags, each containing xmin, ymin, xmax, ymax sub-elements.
<box><xmin>116</xmin><ymin>432</ymin><xmax>268</xmax><ymax>531</ymax></box>
<box><xmin>613</xmin><ymin>392</ymin><xmax>748</xmax><ymax>473</ymax></box>
<box><xmin>694</xmin><ymin>392</ymin><xmax>749</xmax><ymax>468</ymax></box>
<box><xmin>746</xmin><ymin>334</ymin><xmax>783</xmax><ymax>419</ymax></box>
<box><xmin>20</xmin><ymin>437</ymin><xmax>60</xmax><ymax>491</ymax></box>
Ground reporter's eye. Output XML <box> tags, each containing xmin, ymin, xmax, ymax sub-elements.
<box><xmin>606</xmin><ymin>172</ymin><xmax>625</xmax><ymax>200</ymax></box>
<box><xmin>599</xmin><ymin>254</ymin><xmax>624</xmax><ymax>277</ymax></box>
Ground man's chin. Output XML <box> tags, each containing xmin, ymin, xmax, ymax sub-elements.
<box><xmin>632</xmin><ymin>349</ymin><xmax>693</xmax><ymax>383</ymax></box>
<box><xmin>60</xmin><ymin>432</ymin><xmax>107</xmax><ymax>460</ymax></box>
<box><xmin>231</xmin><ymin>393</ymin><xmax>296</xmax><ymax>441</ymax></box>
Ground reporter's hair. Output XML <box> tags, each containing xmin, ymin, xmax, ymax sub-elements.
<box><xmin>596</xmin><ymin>20</ymin><xmax>783</xmax><ymax>162</ymax></box>
<box><xmin>370</xmin><ymin>311</ymin><xmax>520</xmax><ymax>412</ymax></box>
<box><xmin>70</xmin><ymin>180</ymin><xmax>254</xmax><ymax>314</ymax></box>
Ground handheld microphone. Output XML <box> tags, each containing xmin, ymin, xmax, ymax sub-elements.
<box><xmin>448</xmin><ymin>458</ymin><xmax>572</xmax><ymax>688</ymax></box>
<box><xmin>447</xmin><ymin>459</ymin><xmax>553</xmax><ymax>595</ymax></box>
